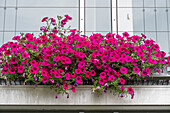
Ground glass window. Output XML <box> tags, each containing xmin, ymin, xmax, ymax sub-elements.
<box><xmin>118</xmin><ymin>8</ymin><xmax>133</xmax><ymax>32</ymax></box>
<box><xmin>132</xmin><ymin>0</ymin><xmax>143</xmax><ymax>7</ymax></box>
<box><xmin>0</xmin><ymin>8</ymin><xmax>4</xmax><ymax>31</ymax></box>
<box><xmin>132</xmin><ymin>8</ymin><xmax>144</xmax><ymax>31</ymax></box>
<box><xmin>6</xmin><ymin>0</ymin><xmax>16</xmax><ymax>7</ymax></box>
<box><xmin>3</xmin><ymin>32</ymin><xmax>15</xmax><ymax>43</ymax></box>
<box><xmin>168</xmin><ymin>8</ymin><xmax>170</xmax><ymax>31</ymax></box>
<box><xmin>0</xmin><ymin>0</ymin><xmax>5</xmax><ymax>7</ymax></box>
<box><xmin>118</xmin><ymin>31</ymin><xmax>134</xmax><ymax>37</ymax></box>
<box><xmin>4</xmin><ymin>8</ymin><xmax>16</xmax><ymax>31</ymax></box>
<box><xmin>156</xmin><ymin>8</ymin><xmax>168</xmax><ymax>31</ymax></box>
<box><xmin>144</xmin><ymin>8</ymin><xmax>156</xmax><ymax>31</ymax></box>
<box><xmin>0</xmin><ymin>32</ymin><xmax>3</xmax><ymax>46</ymax></box>
<box><xmin>156</xmin><ymin>0</ymin><xmax>166</xmax><ymax>7</ymax></box>
<box><xmin>18</xmin><ymin>0</ymin><xmax>79</xmax><ymax>7</ymax></box>
<box><xmin>133</xmin><ymin>31</ymin><xmax>144</xmax><ymax>36</ymax></box>
<box><xmin>168</xmin><ymin>0</ymin><xmax>170</xmax><ymax>7</ymax></box>
<box><xmin>145</xmin><ymin>31</ymin><xmax>157</xmax><ymax>42</ymax></box>
<box><xmin>85</xmin><ymin>32</ymin><xmax>108</xmax><ymax>37</ymax></box>
<box><xmin>16</xmin><ymin>8</ymin><xmax>79</xmax><ymax>31</ymax></box>
<box><xmin>85</xmin><ymin>0</ymin><xmax>110</xmax><ymax>7</ymax></box>
<box><xmin>144</xmin><ymin>0</ymin><xmax>155</xmax><ymax>7</ymax></box>
<box><xmin>85</xmin><ymin>8</ymin><xmax>111</xmax><ymax>32</ymax></box>
<box><xmin>157</xmin><ymin>32</ymin><xmax>169</xmax><ymax>56</ymax></box>
<box><xmin>118</xmin><ymin>0</ymin><xmax>133</xmax><ymax>7</ymax></box>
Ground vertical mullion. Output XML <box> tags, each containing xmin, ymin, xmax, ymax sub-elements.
<box><xmin>110</xmin><ymin>0</ymin><xmax>112</xmax><ymax>33</ymax></box>
<box><xmin>154</xmin><ymin>0</ymin><xmax>158</xmax><ymax>42</ymax></box>
<box><xmin>80</xmin><ymin>0</ymin><xmax>85</xmax><ymax>35</ymax></box>
<box><xmin>2</xmin><ymin>0</ymin><xmax>6</xmax><ymax>44</ymax></box>
<box><xmin>166</xmin><ymin>0</ymin><xmax>170</xmax><ymax>55</ymax></box>
<box><xmin>15</xmin><ymin>0</ymin><xmax>18</xmax><ymax>36</ymax></box>
<box><xmin>116</xmin><ymin>0</ymin><xmax>118</xmax><ymax>34</ymax></box>
<box><xmin>143</xmin><ymin>0</ymin><xmax>145</xmax><ymax>34</ymax></box>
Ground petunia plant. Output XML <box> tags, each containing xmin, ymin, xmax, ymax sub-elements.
<box><xmin>0</xmin><ymin>15</ymin><xmax>170</xmax><ymax>99</ymax></box>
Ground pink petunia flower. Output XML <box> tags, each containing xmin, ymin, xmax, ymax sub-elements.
<box><xmin>127</xmin><ymin>86</ymin><xmax>134</xmax><ymax>94</ymax></box>
<box><xmin>18</xmin><ymin>65</ymin><xmax>24</xmax><ymax>73</ymax></box>
<box><xmin>120</xmin><ymin>78</ymin><xmax>125</xmax><ymax>85</ymax></box>
<box><xmin>42</xmin><ymin>76</ymin><xmax>49</xmax><ymax>83</ymax></box>
<box><xmin>108</xmin><ymin>75</ymin><xmax>116</xmax><ymax>81</ymax></box>
<box><xmin>54</xmin><ymin>73</ymin><xmax>61</xmax><ymax>78</ymax></box>
<box><xmin>71</xmin><ymin>85</ymin><xmax>75</xmax><ymax>92</ymax></box>
<box><xmin>10</xmin><ymin>57</ymin><xmax>17</xmax><ymax>64</ymax></box>
<box><xmin>9</xmin><ymin>68</ymin><xmax>16</xmax><ymax>74</ymax></box>
<box><xmin>133</xmin><ymin>67</ymin><xmax>140</xmax><ymax>73</ymax></box>
<box><xmin>22</xmin><ymin>52</ymin><xmax>29</xmax><ymax>59</ymax></box>
<box><xmin>76</xmin><ymin>76</ymin><xmax>82</xmax><ymax>84</ymax></box>
<box><xmin>120</xmin><ymin>67</ymin><xmax>128</xmax><ymax>73</ymax></box>
<box><xmin>63</xmin><ymin>84</ymin><xmax>69</xmax><ymax>89</ymax></box>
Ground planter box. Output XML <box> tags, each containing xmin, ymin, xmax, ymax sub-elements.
<box><xmin>0</xmin><ymin>85</ymin><xmax>170</xmax><ymax>111</ymax></box>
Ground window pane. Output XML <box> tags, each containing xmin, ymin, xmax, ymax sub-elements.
<box><xmin>118</xmin><ymin>8</ymin><xmax>133</xmax><ymax>31</ymax></box>
<box><xmin>85</xmin><ymin>32</ymin><xmax>108</xmax><ymax>37</ymax></box>
<box><xmin>144</xmin><ymin>8</ymin><xmax>156</xmax><ymax>31</ymax></box>
<box><xmin>156</xmin><ymin>0</ymin><xmax>166</xmax><ymax>7</ymax></box>
<box><xmin>0</xmin><ymin>32</ymin><xmax>3</xmax><ymax>46</ymax></box>
<box><xmin>4</xmin><ymin>32</ymin><xmax>15</xmax><ymax>43</ymax></box>
<box><xmin>169</xmin><ymin>8</ymin><xmax>170</xmax><ymax>31</ymax></box>
<box><xmin>156</xmin><ymin>8</ymin><xmax>168</xmax><ymax>31</ymax></box>
<box><xmin>145</xmin><ymin>32</ymin><xmax>157</xmax><ymax>41</ymax></box>
<box><xmin>133</xmin><ymin>31</ymin><xmax>144</xmax><ymax>36</ymax></box>
<box><xmin>85</xmin><ymin>0</ymin><xmax>110</xmax><ymax>7</ymax></box>
<box><xmin>157</xmin><ymin>32</ymin><xmax>169</xmax><ymax>56</ymax></box>
<box><xmin>118</xmin><ymin>31</ymin><xmax>134</xmax><ymax>36</ymax></box>
<box><xmin>132</xmin><ymin>0</ymin><xmax>143</xmax><ymax>7</ymax></box>
<box><xmin>16</xmin><ymin>8</ymin><xmax>79</xmax><ymax>31</ymax></box>
<box><xmin>0</xmin><ymin>8</ymin><xmax>4</xmax><ymax>31</ymax></box>
<box><xmin>0</xmin><ymin>0</ymin><xmax>5</xmax><ymax>7</ymax></box>
<box><xmin>132</xmin><ymin>8</ymin><xmax>144</xmax><ymax>31</ymax></box>
<box><xmin>168</xmin><ymin>0</ymin><xmax>170</xmax><ymax>7</ymax></box>
<box><xmin>4</xmin><ymin>8</ymin><xmax>16</xmax><ymax>31</ymax></box>
<box><xmin>6</xmin><ymin>0</ymin><xmax>16</xmax><ymax>7</ymax></box>
<box><xmin>144</xmin><ymin>0</ymin><xmax>155</xmax><ymax>7</ymax></box>
<box><xmin>118</xmin><ymin>0</ymin><xmax>133</xmax><ymax>7</ymax></box>
<box><xmin>18</xmin><ymin>0</ymin><xmax>78</xmax><ymax>7</ymax></box>
<box><xmin>16</xmin><ymin>32</ymin><xmax>40</xmax><ymax>37</ymax></box>
<box><xmin>85</xmin><ymin>8</ymin><xmax>111</xmax><ymax>32</ymax></box>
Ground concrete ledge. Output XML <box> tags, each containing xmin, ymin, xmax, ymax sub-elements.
<box><xmin>0</xmin><ymin>85</ymin><xmax>170</xmax><ymax>110</ymax></box>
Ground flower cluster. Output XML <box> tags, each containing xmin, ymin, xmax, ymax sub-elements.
<box><xmin>0</xmin><ymin>15</ymin><xmax>169</xmax><ymax>99</ymax></box>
